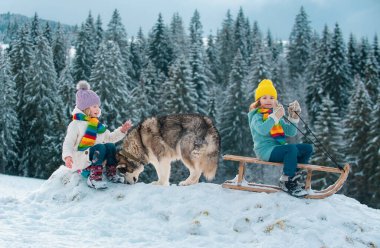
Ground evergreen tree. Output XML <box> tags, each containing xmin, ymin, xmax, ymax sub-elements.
<box><xmin>347</xmin><ymin>33</ymin><xmax>360</xmax><ymax>78</ymax></box>
<box><xmin>311</xmin><ymin>96</ymin><xmax>343</xmax><ymax>189</ymax></box>
<box><xmin>219</xmin><ymin>50</ymin><xmax>251</xmax><ymax>156</ymax></box>
<box><xmin>373</xmin><ymin>34</ymin><xmax>380</xmax><ymax>69</ymax></box>
<box><xmin>139</xmin><ymin>60</ymin><xmax>161</xmax><ymax>116</ymax></box>
<box><xmin>246</xmin><ymin>36</ymin><xmax>270</xmax><ymax>95</ymax></box>
<box><xmin>245</xmin><ymin>18</ymin><xmax>253</xmax><ymax>59</ymax></box>
<box><xmin>105</xmin><ymin>9</ymin><xmax>133</xmax><ymax>79</ymax></box>
<box><xmin>130</xmin><ymin>36</ymin><xmax>147</xmax><ymax>83</ymax></box>
<box><xmin>345</xmin><ymin>79</ymin><xmax>372</xmax><ymax>205</ymax></box>
<box><xmin>95</xmin><ymin>15</ymin><xmax>104</xmax><ymax>51</ymax></box>
<box><xmin>216</xmin><ymin>10</ymin><xmax>235</xmax><ymax>87</ymax></box>
<box><xmin>148</xmin><ymin>13</ymin><xmax>174</xmax><ymax>76</ymax></box>
<box><xmin>233</xmin><ymin>7</ymin><xmax>250</xmax><ymax>63</ymax></box>
<box><xmin>266</xmin><ymin>30</ymin><xmax>275</xmax><ymax>62</ymax></box>
<box><xmin>170</xmin><ymin>13</ymin><xmax>188</xmax><ymax>57</ymax></box>
<box><xmin>9</xmin><ymin>25</ymin><xmax>33</xmax><ymax>111</ymax></box>
<box><xmin>52</xmin><ymin>23</ymin><xmax>68</xmax><ymax>78</ymax></box>
<box><xmin>205</xmin><ymin>34</ymin><xmax>222</xmax><ymax>86</ymax></box>
<box><xmin>43</xmin><ymin>22</ymin><xmax>53</xmax><ymax>46</ymax></box>
<box><xmin>72</xmin><ymin>12</ymin><xmax>98</xmax><ymax>82</ymax></box>
<box><xmin>362</xmin><ymin>49</ymin><xmax>379</xmax><ymax>103</ymax></box>
<box><xmin>20</xmin><ymin>35</ymin><xmax>65</xmax><ymax>178</ymax></box>
<box><xmin>90</xmin><ymin>40</ymin><xmax>131</xmax><ymax>130</ymax></box>
<box><xmin>358</xmin><ymin>38</ymin><xmax>371</xmax><ymax>79</ymax></box>
<box><xmin>0</xmin><ymin>50</ymin><xmax>19</xmax><ymax>175</ymax></box>
<box><xmin>72</xmin><ymin>23</ymin><xmax>95</xmax><ymax>82</ymax></box>
<box><xmin>204</xmin><ymin>35</ymin><xmax>219</xmax><ymax>121</ymax></box>
<box><xmin>130</xmin><ymin>77</ymin><xmax>154</xmax><ymax>122</ymax></box>
<box><xmin>271</xmin><ymin>55</ymin><xmax>289</xmax><ymax>103</ymax></box>
<box><xmin>3</xmin><ymin>20</ymin><xmax>19</xmax><ymax>44</ymax></box>
<box><xmin>324</xmin><ymin>23</ymin><xmax>352</xmax><ymax>115</ymax></box>
<box><xmin>8</xmin><ymin>25</ymin><xmax>34</xmax><ymax>171</ymax></box>
<box><xmin>30</xmin><ymin>13</ymin><xmax>41</xmax><ymax>46</ymax></box>
<box><xmin>58</xmin><ymin>61</ymin><xmax>75</xmax><ymax>123</ymax></box>
<box><xmin>287</xmin><ymin>6</ymin><xmax>312</xmax><ymax>79</ymax></box>
<box><xmin>251</xmin><ymin>21</ymin><xmax>262</xmax><ymax>48</ymax></box>
<box><xmin>162</xmin><ymin>55</ymin><xmax>198</xmax><ymax>114</ymax></box>
<box><xmin>188</xmin><ymin>10</ymin><xmax>209</xmax><ymax>114</ymax></box>
<box><xmin>365</xmin><ymin>91</ymin><xmax>380</xmax><ymax>208</ymax></box>
<box><xmin>306</xmin><ymin>25</ymin><xmax>331</xmax><ymax>125</ymax></box>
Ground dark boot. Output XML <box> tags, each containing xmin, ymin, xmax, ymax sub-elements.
<box><xmin>279</xmin><ymin>174</ymin><xmax>308</xmax><ymax>197</ymax></box>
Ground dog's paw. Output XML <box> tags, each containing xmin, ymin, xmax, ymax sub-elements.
<box><xmin>179</xmin><ymin>180</ymin><xmax>197</xmax><ymax>186</ymax></box>
<box><xmin>151</xmin><ymin>181</ymin><xmax>170</xmax><ymax>186</ymax></box>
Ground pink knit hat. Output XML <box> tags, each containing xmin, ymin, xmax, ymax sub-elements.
<box><xmin>75</xmin><ymin>81</ymin><xmax>100</xmax><ymax>110</ymax></box>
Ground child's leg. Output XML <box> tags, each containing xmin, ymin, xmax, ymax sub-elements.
<box><xmin>269</xmin><ymin>144</ymin><xmax>308</xmax><ymax>197</ymax></box>
<box><xmin>268</xmin><ymin>144</ymin><xmax>298</xmax><ymax>177</ymax></box>
<box><xmin>88</xmin><ymin>144</ymin><xmax>106</xmax><ymax>181</ymax></box>
<box><xmin>296</xmin><ymin>144</ymin><xmax>313</xmax><ymax>164</ymax></box>
<box><xmin>104</xmin><ymin>143</ymin><xmax>117</xmax><ymax>166</ymax></box>
<box><xmin>104</xmin><ymin>143</ymin><xmax>124</xmax><ymax>183</ymax></box>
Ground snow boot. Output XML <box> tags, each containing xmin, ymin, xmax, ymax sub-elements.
<box><xmin>295</xmin><ymin>169</ymin><xmax>307</xmax><ymax>188</ymax></box>
<box><xmin>279</xmin><ymin>174</ymin><xmax>308</xmax><ymax>197</ymax></box>
<box><xmin>106</xmin><ymin>165</ymin><xmax>125</xmax><ymax>183</ymax></box>
<box><xmin>87</xmin><ymin>165</ymin><xmax>107</xmax><ymax>190</ymax></box>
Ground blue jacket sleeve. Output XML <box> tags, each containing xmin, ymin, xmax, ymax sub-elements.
<box><xmin>279</xmin><ymin>119</ymin><xmax>297</xmax><ymax>137</ymax></box>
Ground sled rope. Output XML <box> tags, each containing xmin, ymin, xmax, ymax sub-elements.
<box><xmin>283</xmin><ymin>107</ymin><xmax>344</xmax><ymax>171</ymax></box>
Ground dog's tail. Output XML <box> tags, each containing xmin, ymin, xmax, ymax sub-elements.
<box><xmin>202</xmin><ymin>116</ymin><xmax>220</xmax><ymax>181</ymax></box>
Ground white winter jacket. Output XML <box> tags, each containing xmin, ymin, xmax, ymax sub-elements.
<box><xmin>62</xmin><ymin>107</ymin><xmax>126</xmax><ymax>171</ymax></box>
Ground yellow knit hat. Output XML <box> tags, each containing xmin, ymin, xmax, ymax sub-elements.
<box><xmin>254</xmin><ymin>79</ymin><xmax>277</xmax><ymax>101</ymax></box>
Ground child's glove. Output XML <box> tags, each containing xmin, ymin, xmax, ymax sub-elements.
<box><xmin>288</xmin><ymin>100</ymin><xmax>301</xmax><ymax>119</ymax></box>
<box><xmin>274</xmin><ymin>104</ymin><xmax>285</xmax><ymax>119</ymax></box>
<box><xmin>249</xmin><ymin>101</ymin><xmax>260</xmax><ymax>111</ymax></box>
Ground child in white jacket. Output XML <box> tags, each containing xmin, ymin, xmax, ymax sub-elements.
<box><xmin>62</xmin><ymin>81</ymin><xmax>132</xmax><ymax>189</ymax></box>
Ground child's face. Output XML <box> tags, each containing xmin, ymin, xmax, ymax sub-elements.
<box><xmin>88</xmin><ymin>105</ymin><xmax>101</xmax><ymax>118</ymax></box>
<box><xmin>259</xmin><ymin>95</ymin><xmax>276</xmax><ymax>108</ymax></box>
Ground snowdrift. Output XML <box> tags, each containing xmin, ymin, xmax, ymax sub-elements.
<box><xmin>0</xmin><ymin>166</ymin><xmax>379</xmax><ymax>248</ymax></box>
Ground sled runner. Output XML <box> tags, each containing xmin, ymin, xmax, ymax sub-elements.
<box><xmin>221</xmin><ymin>154</ymin><xmax>350</xmax><ymax>199</ymax></box>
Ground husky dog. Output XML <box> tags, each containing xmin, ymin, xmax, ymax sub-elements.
<box><xmin>116</xmin><ymin>114</ymin><xmax>220</xmax><ymax>186</ymax></box>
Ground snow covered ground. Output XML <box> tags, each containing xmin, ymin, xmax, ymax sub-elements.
<box><xmin>0</xmin><ymin>166</ymin><xmax>379</xmax><ymax>248</ymax></box>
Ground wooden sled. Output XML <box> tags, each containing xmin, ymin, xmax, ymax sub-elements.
<box><xmin>221</xmin><ymin>155</ymin><xmax>350</xmax><ymax>199</ymax></box>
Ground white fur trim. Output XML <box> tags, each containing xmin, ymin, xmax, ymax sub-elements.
<box><xmin>287</xmin><ymin>116</ymin><xmax>300</xmax><ymax>124</ymax></box>
<box><xmin>269</xmin><ymin>113</ymin><xmax>280</xmax><ymax>124</ymax></box>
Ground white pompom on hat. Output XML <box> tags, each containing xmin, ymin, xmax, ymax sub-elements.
<box><xmin>75</xmin><ymin>80</ymin><xmax>100</xmax><ymax>110</ymax></box>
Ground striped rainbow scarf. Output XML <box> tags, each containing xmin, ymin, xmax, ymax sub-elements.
<box><xmin>73</xmin><ymin>113</ymin><xmax>106</xmax><ymax>151</ymax></box>
<box><xmin>257</xmin><ymin>108</ymin><xmax>286</xmax><ymax>145</ymax></box>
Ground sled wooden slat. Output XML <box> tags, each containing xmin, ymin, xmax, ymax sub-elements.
<box><xmin>222</xmin><ymin>154</ymin><xmax>350</xmax><ymax>199</ymax></box>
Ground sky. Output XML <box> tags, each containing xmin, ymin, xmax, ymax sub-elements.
<box><xmin>2</xmin><ymin>0</ymin><xmax>380</xmax><ymax>40</ymax></box>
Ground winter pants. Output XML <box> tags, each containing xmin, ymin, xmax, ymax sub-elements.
<box><xmin>268</xmin><ymin>144</ymin><xmax>313</xmax><ymax>177</ymax></box>
<box><xmin>81</xmin><ymin>143</ymin><xmax>117</xmax><ymax>178</ymax></box>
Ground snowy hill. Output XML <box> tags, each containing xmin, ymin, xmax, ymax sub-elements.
<box><xmin>0</xmin><ymin>167</ymin><xmax>379</xmax><ymax>248</ymax></box>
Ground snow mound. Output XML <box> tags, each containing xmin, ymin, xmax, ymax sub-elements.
<box><xmin>0</xmin><ymin>169</ymin><xmax>379</xmax><ymax>248</ymax></box>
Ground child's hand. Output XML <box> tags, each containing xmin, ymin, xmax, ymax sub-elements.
<box><xmin>65</xmin><ymin>156</ymin><xmax>73</xmax><ymax>168</ymax></box>
<box><xmin>121</xmin><ymin>120</ymin><xmax>133</xmax><ymax>133</ymax></box>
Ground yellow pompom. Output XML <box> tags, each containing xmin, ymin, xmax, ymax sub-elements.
<box><xmin>254</xmin><ymin>79</ymin><xmax>278</xmax><ymax>101</ymax></box>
